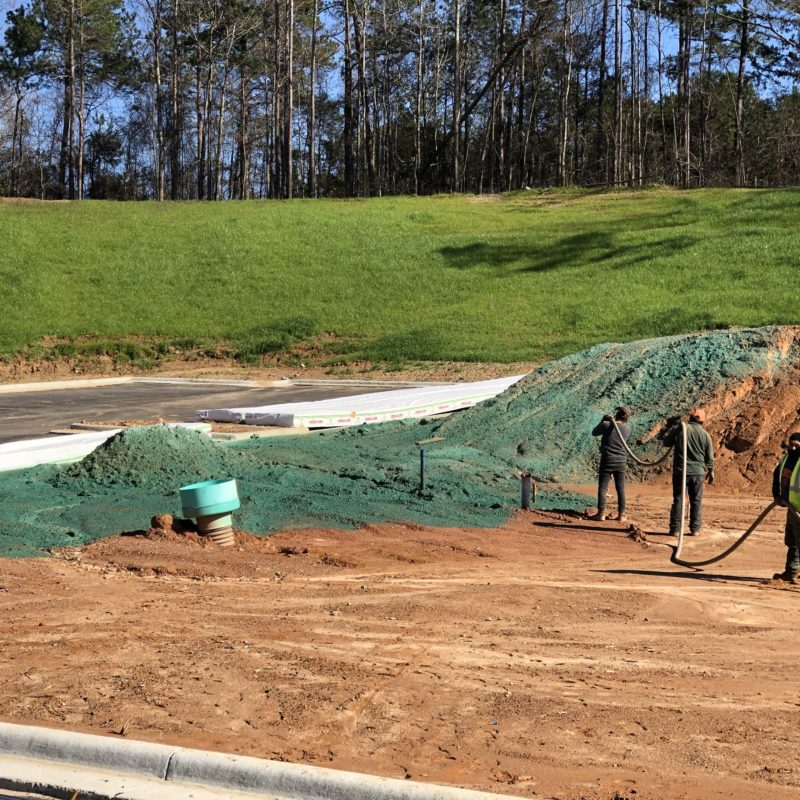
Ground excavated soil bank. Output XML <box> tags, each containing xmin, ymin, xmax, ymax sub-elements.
<box><xmin>1</xmin><ymin>326</ymin><xmax>799</xmax><ymax>556</ymax></box>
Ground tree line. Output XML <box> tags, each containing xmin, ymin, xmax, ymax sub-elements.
<box><xmin>0</xmin><ymin>0</ymin><xmax>798</xmax><ymax>200</ymax></box>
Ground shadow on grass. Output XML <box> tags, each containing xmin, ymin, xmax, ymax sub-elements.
<box><xmin>621</xmin><ymin>307</ymin><xmax>728</xmax><ymax>338</ymax></box>
<box><xmin>439</xmin><ymin>231</ymin><xmax>698</xmax><ymax>275</ymax></box>
<box><xmin>364</xmin><ymin>326</ymin><xmax>451</xmax><ymax>363</ymax></box>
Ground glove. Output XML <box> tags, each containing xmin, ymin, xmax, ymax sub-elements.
<box><xmin>603</xmin><ymin>414</ymin><xmax>612</xmax><ymax>422</ymax></box>
<box><xmin>706</xmin><ymin>470</ymin><xmax>715</xmax><ymax>485</ymax></box>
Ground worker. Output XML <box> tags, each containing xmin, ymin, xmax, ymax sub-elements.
<box><xmin>665</xmin><ymin>409</ymin><xmax>714</xmax><ymax>536</ymax></box>
<box><xmin>589</xmin><ymin>406</ymin><xmax>632</xmax><ymax>522</ymax></box>
<box><xmin>771</xmin><ymin>431</ymin><xmax>800</xmax><ymax>584</ymax></box>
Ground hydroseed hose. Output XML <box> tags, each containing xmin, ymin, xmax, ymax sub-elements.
<box><xmin>609</xmin><ymin>417</ymin><xmax>796</xmax><ymax>569</ymax></box>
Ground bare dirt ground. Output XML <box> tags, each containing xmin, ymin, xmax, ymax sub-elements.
<box><xmin>0</xmin><ymin>350</ymin><xmax>532</xmax><ymax>386</ymax></box>
<box><xmin>1</xmin><ymin>486</ymin><xmax>798</xmax><ymax>800</ymax></box>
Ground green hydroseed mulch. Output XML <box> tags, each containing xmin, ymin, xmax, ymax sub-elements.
<box><xmin>0</xmin><ymin>326</ymin><xmax>795</xmax><ymax>557</ymax></box>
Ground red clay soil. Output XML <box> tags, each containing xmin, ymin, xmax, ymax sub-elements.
<box><xmin>637</xmin><ymin>367</ymin><xmax>800</xmax><ymax>497</ymax></box>
<box><xmin>1</xmin><ymin>487</ymin><xmax>798</xmax><ymax>800</ymax></box>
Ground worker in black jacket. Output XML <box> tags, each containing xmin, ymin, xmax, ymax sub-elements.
<box><xmin>589</xmin><ymin>406</ymin><xmax>632</xmax><ymax>522</ymax></box>
<box><xmin>771</xmin><ymin>431</ymin><xmax>800</xmax><ymax>584</ymax></box>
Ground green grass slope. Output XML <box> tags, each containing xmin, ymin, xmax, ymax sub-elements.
<box><xmin>1</xmin><ymin>188</ymin><xmax>798</xmax><ymax>365</ymax></box>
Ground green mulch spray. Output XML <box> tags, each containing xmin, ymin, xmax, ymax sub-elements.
<box><xmin>0</xmin><ymin>326</ymin><xmax>795</xmax><ymax>556</ymax></box>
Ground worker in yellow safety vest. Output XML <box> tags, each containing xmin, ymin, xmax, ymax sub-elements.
<box><xmin>771</xmin><ymin>431</ymin><xmax>800</xmax><ymax>584</ymax></box>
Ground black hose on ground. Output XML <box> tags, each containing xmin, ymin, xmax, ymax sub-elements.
<box><xmin>610</xmin><ymin>416</ymin><xmax>796</xmax><ymax>569</ymax></box>
<box><xmin>671</xmin><ymin>500</ymin><xmax>780</xmax><ymax>568</ymax></box>
<box><xmin>669</xmin><ymin>421</ymin><xmax>800</xmax><ymax>568</ymax></box>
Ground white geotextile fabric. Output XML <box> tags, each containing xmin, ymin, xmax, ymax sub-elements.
<box><xmin>196</xmin><ymin>375</ymin><xmax>525</xmax><ymax>428</ymax></box>
<box><xmin>0</xmin><ymin>423</ymin><xmax>211</xmax><ymax>473</ymax></box>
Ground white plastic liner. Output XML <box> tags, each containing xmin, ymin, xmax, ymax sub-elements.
<box><xmin>196</xmin><ymin>375</ymin><xmax>525</xmax><ymax>428</ymax></box>
<box><xmin>0</xmin><ymin>423</ymin><xmax>211</xmax><ymax>473</ymax></box>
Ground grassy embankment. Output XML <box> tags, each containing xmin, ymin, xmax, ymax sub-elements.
<box><xmin>1</xmin><ymin>188</ymin><xmax>798</xmax><ymax>370</ymax></box>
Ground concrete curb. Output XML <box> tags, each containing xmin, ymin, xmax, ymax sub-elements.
<box><xmin>0</xmin><ymin>377</ymin><xmax>266</xmax><ymax>394</ymax></box>
<box><xmin>0</xmin><ymin>377</ymin><xmax>136</xmax><ymax>394</ymax></box>
<box><xmin>287</xmin><ymin>379</ymin><xmax>448</xmax><ymax>388</ymax></box>
<box><xmin>0</xmin><ymin>756</ymin><xmax>271</xmax><ymax>800</ymax></box>
<box><xmin>0</xmin><ymin>723</ymin><xmax>517</xmax><ymax>799</ymax></box>
<box><xmin>0</xmin><ymin>723</ymin><xmax>171</xmax><ymax>780</ymax></box>
<box><xmin>0</xmin><ymin>376</ymin><xmax>437</xmax><ymax>395</ymax></box>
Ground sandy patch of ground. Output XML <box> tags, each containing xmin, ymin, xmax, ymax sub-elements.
<box><xmin>1</xmin><ymin>487</ymin><xmax>797</xmax><ymax>800</ymax></box>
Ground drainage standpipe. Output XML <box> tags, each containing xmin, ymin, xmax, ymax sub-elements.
<box><xmin>179</xmin><ymin>478</ymin><xmax>240</xmax><ymax>547</ymax></box>
<box><xmin>414</xmin><ymin>436</ymin><xmax>445</xmax><ymax>496</ymax></box>
<box><xmin>520</xmin><ymin>472</ymin><xmax>535</xmax><ymax>509</ymax></box>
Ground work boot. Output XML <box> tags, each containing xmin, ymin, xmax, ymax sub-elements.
<box><xmin>687</xmin><ymin>530</ymin><xmax>700</xmax><ymax>536</ymax></box>
<box><xmin>588</xmin><ymin>512</ymin><xmax>607</xmax><ymax>521</ymax></box>
<box><xmin>772</xmin><ymin>570</ymin><xmax>800</xmax><ymax>583</ymax></box>
<box><xmin>615</xmin><ymin>512</ymin><xmax>627</xmax><ymax>522</ymax></box>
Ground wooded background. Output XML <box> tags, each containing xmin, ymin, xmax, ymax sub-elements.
<box><xmin>0</xmin><ymin>0</ymin><xmax>798</xmax><ymax>200</ymax></box>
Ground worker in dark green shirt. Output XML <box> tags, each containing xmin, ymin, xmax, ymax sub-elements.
<box><xmin>664</xmin><ymin>409</ymin><xmax>714</xmax><ymax>536</ymax></box>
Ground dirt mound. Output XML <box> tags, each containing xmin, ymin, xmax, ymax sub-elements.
<box><xmin>705</xmin><ymin>370</ymin><xmax>800</xmax><ymax>493</ymax></box>
<box><xmin>1</xmin><ymin>325</ymin><xmax>799</xmax><ymax>555</ymax></box>
<box><xmin>440</xmin><ymin>325</ymin><xmax>800</xmax><ymax>483</ymax></box>
<box><xmin>54</xmin><ymin>425</ymin><xmax>236</xmax><ymax>488</ymax></box>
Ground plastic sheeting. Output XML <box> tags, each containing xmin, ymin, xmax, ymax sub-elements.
<box><xmin>0</xmin><ymin>423</ymin><xmax>211</xmax><ymax>473</ymax></box>
<box><xmin>196</xmin><ymin>376</ymin><xmax>525</xmax><ymax>428</ymax></box>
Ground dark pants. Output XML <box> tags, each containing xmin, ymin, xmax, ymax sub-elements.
<box><xmin>784</xmin><ymin>512</ymin><xmax>800</xmax><ymax>573</ymax></box>
<box><xmin>598</xmin><ymin>464</ymin><xmax>626</xmax><ymax>515</ymax></box>
<box><xmin>670</xmin><ymin>473</ymin><xmax>704</xmax><ymax>533</ymax></box>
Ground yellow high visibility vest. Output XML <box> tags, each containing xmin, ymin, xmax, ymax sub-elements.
<box><xmin>778</xmin><ymin>453</ymin><xmax>800</xmax><ymax>512</ymax></box>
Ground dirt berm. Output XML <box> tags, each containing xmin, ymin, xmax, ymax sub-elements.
<box><xmin>0</xmin><ymin>325</ymin><xmax>798</xmax><ymax>555</ymax></box>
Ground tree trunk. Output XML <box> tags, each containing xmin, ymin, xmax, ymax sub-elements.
<box><xmin>77</xmin><ymin>8</ymin><xmax>85</xmax><ymax>202</ymax></box>
<box><xmin>284</xmin><ymin>0</ymin><xmax>294</xmax><ymax>198</ymax></box>
<box><xmin>170</xmin><ymin>0</ymin><xmax>181</xmax><ymax>200</ymax></box>
<box><xmin>734</xmin><ymin>0</ymin><xmax>749</xmax><ymax>186</ymax></box>
<box><xmin>496</xmin><ymin>0</ymin><xmax>507</xmax><ymax>190</ymax></box>
<box><xmin>628</xmin><ymin>0</ymin><xmax>636</xmax><ymax>184</ymax></box>
<box><xmin>352</xmin><ymin>1</ymin><xmax>375</xmax><ymax>196</ymax></box>
<box><xmin>558</xmin><ymin>1</ymin><xmax>573</xmax><ymax>186</ymax></box>
<box><xmin>195</xmin><ymin>10</ymin><xmax>205</xmax><ymax>199</ymax></box>
<box><xmin>414</xmin><ymin>0</ymin><xmax>424</xmax><ymax>194</ymax></box>
<box><xmin>656</xmin><ymin>0</ymin><xmax>667</xmax><ymax>182</ymax></box>
<box><xmin>343</xmin><ymin>0</ymin><xmax>355</xmax><ymax>196</ymax></box>
<box><xmin>450</xmin><ymin>0</ymin><xmax>461</xmax><ymax>192</ymax></box>
<box><xmin>613</xmin><ymin>0</ymin><xmax>622</xmax><ymax>184</ymax></box>
<box><xmin>59</xmin><ymin>0</ymin><xmax>76</xmax><ymax>199</ymax></box>
<box><xmin>214</xmin><ymin>62</ymin><xmax>229</xmax><ymax>200</ymax></box>
<box><xmin>11</xmin><ymin>89</ymin><xmax>22</xmax><ymax>196</ymax></box>
<box><xmin>683</xmin><ymin>7</ymin><xmax>692</xmax><ymax>188</ymax></box>
<box><xmin>596</xmin><ymin>0</ymin><xmax>609</xmax><ymax>181</ymax></box>
<box><xmin>307</xmin><ymin>0</ymin><xmax>318</xmax><ymax>196</ymax></box>
<box><xmin>152</xmin><ymin>0</ymin><xmax>165</xmax><ymax>200</ymax></box>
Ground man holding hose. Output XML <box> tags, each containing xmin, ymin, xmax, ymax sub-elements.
<box><xmin>665</xmin><ymin>409</ymin><xmax>714</xmax><ymax>536</ymax></box>
<box><xmin>590</xmin><ymin>406</ymin><xmax>632</xmax><ymax>522</ymax></box>
<box><xmin>771</xmin><ymin>432</ymin><xmax>800</xmax><ymax>584</ymax></box>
